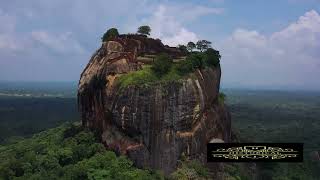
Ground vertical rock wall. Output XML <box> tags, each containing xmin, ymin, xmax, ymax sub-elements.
<box><xmin>78</xmin><ymin>36</ymin><xmax>231</xmax><ymax>175</ymax></box>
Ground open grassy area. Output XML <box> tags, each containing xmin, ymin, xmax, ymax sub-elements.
<box><xmin>117</xmin><ymin>50</ymin><xmax>221</xmax><ymax>89</ymax></box>
<box><xmin>117</xmin><ymin>65</ymin><xmax>185</xmax><ymax>89</ymax></box>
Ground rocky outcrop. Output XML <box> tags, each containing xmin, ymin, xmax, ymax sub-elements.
<box><xmin>78</xmin><ymin>35</ymin><xmax>231</xmax><ymax>175</ymax></box>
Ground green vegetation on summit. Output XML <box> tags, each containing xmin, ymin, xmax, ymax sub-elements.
<box><xmin>101</xmin><ymin>28</ymin><xmax>119</xmax><ymax>42</ymax></box>
<box><xmin>117</xmin><ymin>44</ymin><xmax>221</xmax><ymax>88</ymax></box>
<box><xmin>137</xmin><ymin>25</ymin><xmax>151</xmax><ymax>36</ymax></box>
<box><xmin>100</xmin><ymin>27</ymin><xmax>221</xmax><ymax>90</ymax></box>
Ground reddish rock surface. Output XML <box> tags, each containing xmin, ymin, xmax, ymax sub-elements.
<box><xmin>78</xmin><ymin>35</ymin><xmax>231</xmax><ymax>175</ymax></box>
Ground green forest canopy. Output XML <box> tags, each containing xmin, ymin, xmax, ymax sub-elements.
<box><xmin>0</xmin><ymin>123</ymin><xmax>212</xmax><ymax>180</ymax></box>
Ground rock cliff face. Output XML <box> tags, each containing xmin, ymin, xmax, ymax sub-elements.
<box><xmin>78</xmin><ymin>35</ymin><xmax>231</xmax><ymax>175</ymax></box>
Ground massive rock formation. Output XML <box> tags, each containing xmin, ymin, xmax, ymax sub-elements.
<box><xmin>78</xmin><ymin>35</ymin><xmax>231</xmax><ymax>175</ymax></box>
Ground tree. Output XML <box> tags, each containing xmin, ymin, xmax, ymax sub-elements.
<box><xmin>137</xmin><ymin>26</ymin><xmax>151</xmax><ymax>36</ymax></box>
<box><xmin>196</xmin><ymin>40</ymin><xmax>212</xmax><ymax>52</ymax></box>
<box><xmin>186</xmin><ymin>53</ymin><xmax>205</xmax><ymax>69</ymax></box>
<box><xmin>203</xmin><ymin>48</ymin><xmax>220</xmax><ymax>67</ymax></box>
<box><xmin>176</xmin><ymin>59</ymin><xmax>193</xmax><ymax>75</ymax></box>
<box><xmin>151</xmin><ymin>53</ymin><xmax>173</xmax><ymax>76</ymax></box>
<box><xmin>187</xmin><ymin>42</ymin><xmax>196</xmax><ymax>52</ymax></box>
<box><xmin>101</xmin><ymin>28</ymin><xmax>119</xmax><ymax>42</ymax></box>
<box><xmin>177</xmin><ymin>45</ymin><xmax>188</xmax><ymax>54</ymax></box>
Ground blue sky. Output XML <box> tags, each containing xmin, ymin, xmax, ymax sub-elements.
<box><xmin>0</xmin><ymin>0</ymin><xmax>319</xmax><ymax>90</ymax></box>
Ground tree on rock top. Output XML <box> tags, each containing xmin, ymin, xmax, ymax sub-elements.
<box><xmin>196</xmin><ymin>40</ymin><xmax>212</xmax><ymax>52</ymax></box>
<box><xmin>187</xmin><ymin>42</ymin><xmax>196</xmax><ymax>52</ymax></box>
<box><xmin>204</xmin><ymin>48</ymin><xmax>221</xmax><ymax>67</ymax></box>
<box><xmin>137</xmin><ymin>26</ymin><xmax>151</xmax><ymax>36</ymax></box>
<box><xmin>178</xmin><ymin>45</ymin><xmax>188</xmax><ymax>54</ymax></box>
<box><xmin>151</xmin><ymin>53</ymin><xmax>173</xmax><ymax>77</ymax></box>
<box><xmin>101</xmin><ymin>28</ymin><xmax>119</xmax><ymax>42</ymax></box>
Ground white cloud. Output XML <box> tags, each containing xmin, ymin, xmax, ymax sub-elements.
<box><xmin>167</xmin><ymin>5</ymin><xmax>224</xmax><ymax>22</ymax></box>
<box><xmin>219</xmin><ymin>10</ymin><xmax>320</xmax><ymax>90</ymax></box>
<box><xmin>31</xmin><ymin>31</ymin><xmax>85</xmax><ymax>54</ymax></box>
<box><xmin>0</xmin><ymin>10</ymin><xmax>20</xmax><ymax>51</ymax></box>
<box><xmin>143</xmin><ymin>4</ymin><xmax>223</xmax><ymax>46</ymax></box>
<box><xmin>230</xmin><ymin>29</ymin><xmax>267</xmax><ymax>48</ymax></box>
<box><xmin>0</xmin><ymin>35</ymin><xmax>18</xmax><ymax>50</ymax></box>
<box><xmin>144</xmin><ymin>5</ymin><xmax>198</xmax><ymax>46</ymax></box>
<box><xmin>270</xmin><ymin>10</ymin><xmax>320</xmax><ymax>60</ymax></box>
<box><xmin>0</xmin><ymin>7</ymin><xmax>85</xmax><ymax>56</ymax></box>
<box><xmin>162</xmin><ymin>28</ymin><xmax>198</xmax><ymax>46</ymax></box>
<box><xmin>1</xmin><ymin>1</ymin><xmax>319</xmax><ymax>90</ymax></box>
<box><xmin>0</xmin><ymin>0</ymin><xmax>151</xmax><ymax>81</ymax></box>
